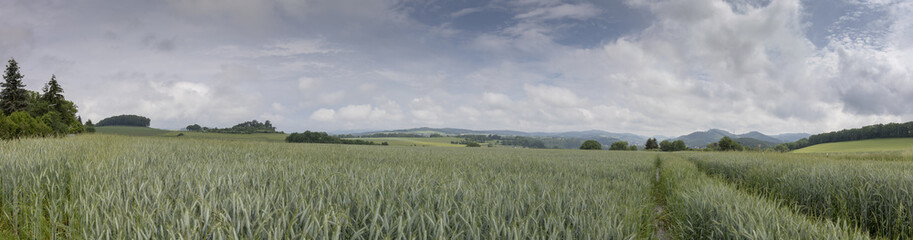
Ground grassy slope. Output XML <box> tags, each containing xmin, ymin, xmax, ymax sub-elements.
<box><xmin>95</xmin><ymin>126</ymin><xmax>171</xmax><ymax>136</ymax></box>
<box><xmin>96</xmin><ymin>126</ymin><xmax>289</xmax><ymax>142</ymax></box>
<box><xmin>159</xmin><ymin>131</ymin><xmax>289</xmax><ymax>142</ymax></box>
<box><xmin>347</xmin><ymin>137</ymin><xmax>469</xmax><ymax>147</ymax></box>
<box><xmin>793</xmin><ymin>138</ymin><xmax>913</xmax><ymax>153</ymax></box>
<box><xmin>95</xmin><ymin>126</ymin><xmax>469</xmax><ymax>146</ymax></box>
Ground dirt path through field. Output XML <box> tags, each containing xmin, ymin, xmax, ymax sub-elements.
<box><xmin>654</xmin><ymin>163</ymin><xmax>670</xmax><ymax>240</ymax></box>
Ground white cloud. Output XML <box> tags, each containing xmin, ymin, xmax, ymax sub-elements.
<box><xmin>409</xmin><ymin>96</ymin><xmax>444</xmax><ymax>124</ymax></box>
<box><xmin>309</xmin><ymin>101</ymin><xmax>404</xmax><ymax>124</ymax></box>
<box><xmin>515</xmin><ymin>3</ymin><xmax>600</xmax><ymax>21</ymax></box>
<box><xmin>337</xmin><ymin>104</ymin><xmax>372</xmax><ymax>120</ymax></box>
<box><xmin>310</xmin><ymin>108</ymin><xmax>336</xmax><ymax>121</ymax></box>
<box><xmin>523</xmin><ymin>84</ymin><xmax>584</xmax><ymax>108</ymax></box>
<box><xmin>298</xmin><ymin>77</ymin><xmax>320</xmax><ymax>92</ymax></box>
<box><xmin>482</xmin><ymin>92</ymin><xmax>514</xmax><ymax>108</ymax></box>
<box><xmin>261</xmin><ymin>39</ymin><xmax>340</xmax><ymax>56</ymax></box>
<box><xmin>271</xmin><ymin>102</ymin><xmax>285</xmax><ymax>112</ymax></box>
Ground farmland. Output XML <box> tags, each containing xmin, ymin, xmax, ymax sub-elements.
<box><xmin>347</xmin><ymin>137</ymin><xmax>468</xmax><ymax>147</ymax></box>
<box><xmin>95</xmin><ymin>126</ymin><xmax>172</xmax><ymax>136</ymax></box>
<box><xmin>3</xmin><ymin>134</ymin><xmax>913</xmax><ymax>239</ymax></box>
<box><xmin>793</xmin><ymin>138</ymin><xmax>913</xmax><ymax>153</ymax></box>
<box><xmin>0</xmin><ymin>135</ymin><xmax>656</xmax><ymax>239</ymax></box>
<box><xmin>686</xmin><ymin>152</ymin><xmax>913</xmax><ymax>239</ymax></box>
<box><xmin>96</xmin><ymin>126</ymin><xmax>290</xmax><ymax>142</ymax></box>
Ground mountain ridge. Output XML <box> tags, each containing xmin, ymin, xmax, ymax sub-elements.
<box><xmin>344</xmin><ymin>127</ymin><xmax>809</xmax><ymax>148</ymax></box>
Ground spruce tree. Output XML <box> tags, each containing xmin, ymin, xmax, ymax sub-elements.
<box><xmin>42</xmin><ymin>74</ymin><xmax>64</xmax><ymax>109</ymax></box>
<box><xmin>1</xmin><ymin>58</ymin><xmax>29</xmax><ymax>115</ymax></box>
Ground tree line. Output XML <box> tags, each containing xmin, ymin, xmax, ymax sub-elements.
<box><xmin>286</xmin><ymin>131</ymin><xmax>376</xmax><ymax>145</ymax></box>
<box><xmin>580</xmin><ymin>137</ymin><xmax>745</xmax><ymax>152</ymax></box>
<box><xmin>1</xmin><ymin>58</ymin><xmax>88</xmax><ymax>140</ymax></box>
<box><xmin>443</xmin><ymin>134</ymin><xmax>546</xmax><ymax>149</ymax></box>
<box><xmin>186</xmin><ymin>120</ymin><xmax>279</xmax><ymax>134</ymax></box>
<box><xmin>808</xmin><ymin>121</ymin><xmax>913</xmax><ymax>145</ymax></box>
<box><xmin>774</xmin><ymin>121</ymin><xmax>913</xmax><ymax>151</ymax></box>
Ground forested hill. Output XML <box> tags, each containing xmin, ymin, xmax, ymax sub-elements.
<box><xmin>807</xmin><ymin>121</ymin><xmax>913</xmax><ymax>145</ymax></box>
<box><xmin>777</xmin><ymin>121</ymin><xmax>913</xmax><ymax>151</ymax></box>
<box><xmin>96</xmin><ymin>114</ymin><xmax>150</xmax><ymax>127</ymax></box>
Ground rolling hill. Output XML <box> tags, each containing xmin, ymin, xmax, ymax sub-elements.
<box><xmin>95</xmin><ymin>126</ymin><xmax>171</xmax><ymax>136</ymax></box>
<box><xmin>349</xmin><ymin>128</ymin><xmax>638</xmax><ymax>146</ymax></box>
<box><xmin>771</xmin><ymin>133</ymin><xmax>812</xmax><ymax>142</ymax></box>
<box><xmin>348</xmin><ymin>127</ymin><xmax>809</xmax><ymax>149</ymax></box>
<box><xmin>793</xmin><ymin>138</ymin><xmax>913</xmax><ymax>153</ymax></box>
<box><xmin>672</xmin><ymin>129</ymin><xmax>808</xmax><ymax>148</ymax></box>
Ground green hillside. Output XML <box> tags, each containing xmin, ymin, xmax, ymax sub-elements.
<box><xmin>96</xmin><ymin>126</ymin><xmax>289</xmax><ymax>142</ymax></box>
<box><xmin>793</xmin><ymin>138</ymin><xmax>913</xmax><ymax>153</ymax></box>
<box><xmin>95</xmin><ymin>126</ymin><xmax>171</xmax><ymax>136</ymax></box>
<box><xmin>161</xmin><ymin>131</ymin><xmax>289</xmax><ymax>142</ymax></box>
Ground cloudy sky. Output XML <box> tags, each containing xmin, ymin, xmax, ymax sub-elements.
<box><xmin>1</xmin><ymin>0</ymin><xmax>911</xmax><ymax>136</ymax></box>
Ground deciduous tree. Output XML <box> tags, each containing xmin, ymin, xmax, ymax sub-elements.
<box><xmin>580</xmin><ymin>140</ymin><xmax>602</xmax><ymax>150</ymax></box>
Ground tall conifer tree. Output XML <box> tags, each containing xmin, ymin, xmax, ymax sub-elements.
<box><xmin>1</xmin><ymin>58</ymin><xmax>29</xmax><ymax>115</ymax></box>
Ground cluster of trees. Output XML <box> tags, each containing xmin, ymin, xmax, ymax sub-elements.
<box><xmin>499</xmin><ymin>136</ymin><xmax>546</xmax><ymax>148</ymax></box>
<box><xmin>774</xmin><ymin>138</ymin><xmax>810</xmax><ymax>152</ymax></box>
<box><xmin>644</xmin><ymin>138</ymin><xmax>659</xmax><ymax>150</ymax></box>
<box><xmin>285</xmin><ymin>131</ymin><xmax>376</xmax><ymax>145</ymax></box>
<box><xmin>579</xmin><ymin>140</ymin><xmax>602</xmax><ymax>150</ymax></box>
<box><xmin>460</xmin><ymin>134</ymin><xmax>500</xmax><ymax>143</ymax></box>
<box><xmin>703</xmin><ymin>136</ymin><xmax>745</xmax><ymax>151</ymax></box>
<box><xmin>96</xmin><ymin>114</ymin><xmax>150</xmax><ymax>127</ymax></box>
<box><xmin>659</xmin><ymin>140</ymin><xmax>688</xmax><ymax>152</ymax></box>
<box><xmin>1</xmin><ymin>58</ymin><xmax>86</xmax><ymax>140</ymax></box>
<box><xmin>445</xmin><ymin>134</ymin><xmax>545</xmax><ymax>148</ymax></box>
<box><xmin>185</xmin><ymin>120</ymin><xmax>279</xmax><ymax>134</ymax></box>
<box><xmin>609</xmin><ymin>141</ymin><xmax>637</xmax><ymax>151</ymax></box>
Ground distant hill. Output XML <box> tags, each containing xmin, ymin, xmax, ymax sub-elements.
<box><xmin>529</xmin><ymin>130</ymin><xmax>648</xmax><ymax>145</ymax></box>
<box><xmin>772</xmin><ymin>133</ymin><xmax>811</xmax><ymax>142</ymax></box>
<box><xmin>673</xmin><ymin>129</ymin><xmax>807</xmax><ymax>148</ymax></box>
<box><xmin>739</xmin><ymin>131</ymin><xmax>783</xmax><ymax>144</ymax></box>
<box><xmin>735</xmin><ymin>137</ymin><xmax>779</xmax><ymax>149</ymax></box>
<box><xmin>349</xmin><ymin>127</ymin><xmax>806</xmax><ymax>149</ymax></box>
<box><xmin>350</xmin><ymin>127</ymin><xmax>639</xmax><ymax>148</ymax></box>
<box><xmin>674</xmin><ymin>129</ymin><xmax>737</xmax><ymax>147</ymax></box>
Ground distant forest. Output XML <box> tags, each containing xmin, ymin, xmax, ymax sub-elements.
<box><xmin>778</xmin><ymin>121</ymin><xmax>913</xmax><ymax>151</ymax></box>
<box><xmin>96</xmin><ymin>114</ymin><xmax>151</xmax><ymax>127</ymax></box>
<box><xmin>185</xmin><ymin>120</ymin><xmax>280</xmax><ymax>134</ymax></box>
<box><xmin>451</xmin><ymin>135</ymin><xmax>548</xmax><ymax>149</ymax></box>
<box><xmin>287</xmin><ymin>131</ymin><xmax>376</xmax><ymax>145</ymax></box>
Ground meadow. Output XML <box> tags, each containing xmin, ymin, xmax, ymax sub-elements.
<box><xmin>349</xmin><ymin>137</ymin><xmax>468</xmax><ymax>147</ymax></box>
<box><xmin>2</xmin><ymin>133</ymin><xmax>913</xmax><ymax>239</ymax></box>
<box><xmin>686</xmin><ymin>152</ymin><xmax>913</xmax><ymax>239</ymax></box>
<box><xmin>792</xmin><ymin>138</ymin><xmax>913</xmax><ymax>153</ymax></box>
<box><xmin>0</xmin><ymin>135</ymin><xmax>656</xmax><ymax>239</ymax></box>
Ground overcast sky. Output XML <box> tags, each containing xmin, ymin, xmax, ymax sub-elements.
<box><xmin>1</xmin><ymin>0</ymin><xmax>910</xmax><ymax>136</ymax></box>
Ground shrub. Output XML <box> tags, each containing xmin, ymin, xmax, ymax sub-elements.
<box><xmin>580</xmin><ymin>140</ymin><xmax>602</xmax><ymax>150</ymax></box>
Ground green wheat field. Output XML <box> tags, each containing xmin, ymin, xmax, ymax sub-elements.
<box><xmin>2</xmin><ymin>135</ymin><xmax>913</xmax><ymax>239</ymax></box>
